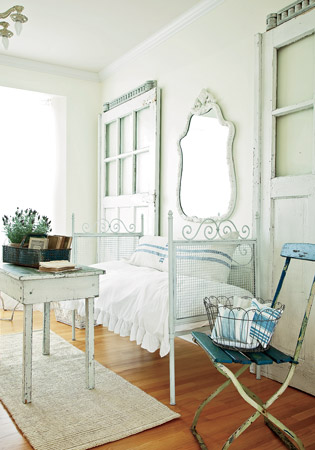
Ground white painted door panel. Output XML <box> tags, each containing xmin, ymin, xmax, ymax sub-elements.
<box><xmin>98</xmin><ymin>87</ymin><xmax>160</xmax><ymax>234</ymax></box>
<box><xmin>258</xmin><ymin>9</ymin><xmax>315</xmax><ymax>394</ymax></box>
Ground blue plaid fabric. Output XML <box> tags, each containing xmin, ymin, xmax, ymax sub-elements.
<box><xmin>249</xmin><ymin>298</ymin><xmax>283</xmax><ymax>348</ymax></box>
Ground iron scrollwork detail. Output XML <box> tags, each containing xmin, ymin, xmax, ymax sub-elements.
<box><xmin>81</xmin><ymin>218</ymin><xmax>136</xmax><ymax>234</ymax></box>
<box><xmin>182</xmin><ymin>218</ymin><xmax>250</xmax><ymax>241</ymax></box>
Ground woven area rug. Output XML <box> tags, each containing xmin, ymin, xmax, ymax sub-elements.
<box><xmin>0</xmin><ymin>331</ymin><xmax>180</xmax><ymax>450</ymax></box>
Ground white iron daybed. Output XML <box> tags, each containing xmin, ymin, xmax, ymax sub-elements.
<box><xmin>56</xmin><ymin>211</ymin><xmax>256</xmax><ymax>405</ymax></box>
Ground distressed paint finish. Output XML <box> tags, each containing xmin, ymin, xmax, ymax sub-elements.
<box><xmin>266</xmin><ymin>1</ymin><xmax>315</xmax><ymax>30</ymax></box>
<box><xmin>22</xmin><ymin>304</ymin><xmax>33</xmax><ymax>404</ymax></box>
<box><xmin>258</xmin><ymin>7</ymin><xmax>315</xmax><ymax>396</ymax></box>
<box><xmin>85</xmin><ymin>297</ymin><xmax>95</xmax><ymax>389</ymax></box>
<box><xmin>72</xmin><ymin>309</ymin><xmax>76</xmax><ymax>341</ymax></box>
<box><xmin>99</xmin><ymin>86</ymin><xmax>160</xmax><ymax>235</ymax></box>
<box><xmin>190</xmin><ymin>243</ymin><xmax>315</xmax><ymax>449</ymax></box>
<box><xmin>0</xmin><ymin>264</ymin><xmax>104</xmax><ymax>404</ymax></box>
<box><xmin>42</xmin><ymin>302</ymin><xmax>50</xmax><ymax>355</ymax></box>
<box><xmin>168</xmin><ymin>211</ymin><xmax>176</xmax><ymax>406</ymax></box>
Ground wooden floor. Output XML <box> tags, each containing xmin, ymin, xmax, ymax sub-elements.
<box><xmin>1</xmin><ymin>310</ymin><xmax>315</xmax><ymax>450</ymax></box>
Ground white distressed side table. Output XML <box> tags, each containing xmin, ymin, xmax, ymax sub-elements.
<box><xmin>0</xmin><ymin>263</ymin><xmax>105</xmax><ymax>404</ymax></box>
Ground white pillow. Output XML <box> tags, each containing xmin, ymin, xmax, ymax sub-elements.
<box><xmin>128</xmin><ymin>235</ymin><xmax>168</xmax><ymax>272</ymax></box>
<box><xmin>178</xmin><ymin>235</ymin><xmax>238</xmax><ymax>283</ymax></box>
<box><xmin>178</xmin><ymin>231</ymin><xmax>239</xmax><ymax>283</ymax></box>
<box><xmin>233</xmin><ymin>296</ymin><xmax>252</xmax><ymax>308</ymax></box>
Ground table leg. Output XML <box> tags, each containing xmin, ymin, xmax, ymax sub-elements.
<box><xmin>22</xmin><ymin>304</ymin><xmax>33</xmax><ymax>404</ymax></box>
<box><xmin>85</xmin><ymin>297</ymin><xmax>95</xmax><ymax>389</ymax></box>
<box><xmin>72</xmin><ymin>310</ymin><xmax>76</xmax><ymax>341</ymax></box>
<box><xmin>43</xmin><ymin>302</ymin><xmax>50</xmax><ymax>355</ymax></box>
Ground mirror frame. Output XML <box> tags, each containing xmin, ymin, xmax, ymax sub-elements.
<box><xmin>176</xmin><ymin>88</ymin><xmax>236</xmax><ymax>222</ymax></box>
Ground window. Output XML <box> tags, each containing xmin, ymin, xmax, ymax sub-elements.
<box><xmin>0</xmin><ymin>86</ymin><xmax>66</xmax><ymax>250</ymax></box>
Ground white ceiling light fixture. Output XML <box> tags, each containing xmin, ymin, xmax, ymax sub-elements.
<box><xmin>0</xmin><ymin>5</ymin><xmax>28</xmax><ymax>50</ymax></box>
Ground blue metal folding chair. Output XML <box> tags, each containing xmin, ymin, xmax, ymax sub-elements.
<box><xmin>191</xmin><ymin>243</ymin><xmax>315</xmax><ymax>449</ymax></box>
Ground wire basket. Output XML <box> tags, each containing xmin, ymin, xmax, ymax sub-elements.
<box><xmin>2</xmin><ymin>245</ymin><xmax>71</xmax><ymax>268</ymax></box>
<box><xmin>204</xmin><ymin>296</ymin><xmax>284</xmax><ymax>352</ymax></box>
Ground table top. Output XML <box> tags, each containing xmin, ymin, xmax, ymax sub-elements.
<box><xmin>0</xmin><ymin>263</ymin><xmax>105</xmax><ymax>281</ymax></box>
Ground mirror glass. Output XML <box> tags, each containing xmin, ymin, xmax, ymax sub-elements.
<box><xmin>177</xmin><ymin>90</ymin><xmax>236</xmax><ymax>221</ymax></box>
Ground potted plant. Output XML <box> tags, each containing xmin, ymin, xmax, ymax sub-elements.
<box><xmin>2</xmin><ymin>208</ymin><xmax>52</xmax><ymax>246</ymax></box>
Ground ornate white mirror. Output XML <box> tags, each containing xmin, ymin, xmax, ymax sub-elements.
<box><xmin>177</xmin><ymin>89</ymin><xmax>236</xmax><ymax>222</ymax></box>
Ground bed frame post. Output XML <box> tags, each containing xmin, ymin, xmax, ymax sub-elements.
<box><xmin>168</xmin><ymin>211</ymin><xmax>176</xmax><ymax>405</ymax></box>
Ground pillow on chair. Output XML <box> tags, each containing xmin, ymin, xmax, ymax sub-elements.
<box><xmin>211</xmin><ymin>304</ymin><xmax>258</xmax><ymax>349</ymax></box>
<box><xmin>249</xmin><ymin>298</ymin><xmax>283</xmax><ymax>348</ymax></box>
<box><xmin>210</xmin><ymin>297</ymin><xmax>283</xmax><ymax>350</ymax></box>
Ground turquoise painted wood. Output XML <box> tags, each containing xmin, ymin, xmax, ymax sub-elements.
<box><xmin>281</xmin><ymin>243</ymin><xmax>315</xmax><ymax>261</ymax></box>
<box><xmin>192</xmin><ymin>332</ymin><xmax>234</xmax><ymax>363</ymax></box>
<box><xmin>242</xmin><ymin>351</ymin><xmax>274</xmax><ymax>365</ymax></box>
<box><xmin>192</xmin><ymin>332</ymin><xmax>291</xmax><ymax>366</ymax></box>
<box><xmin>191</xmin><ymin>243</ymin><xmax>315</xmax><ymax>449</ymax></box>
<box><xmin>265</xmin><ymin>346</ymin><xmax>296</xmax><ymax>364</ymax></box>
<box><xmin>223</xmin><ymin>349</ymin><xmax>252</xmax><ymax>364</ymax></box>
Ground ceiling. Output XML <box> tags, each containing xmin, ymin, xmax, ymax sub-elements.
<box><xmin>0</xmin><ymin>0</ymin><xmax>204</xmax><ymax>76</ymax></box>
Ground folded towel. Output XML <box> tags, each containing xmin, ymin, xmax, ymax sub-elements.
<box><xmin>249</xmin><ymin>298</ymin><xmax>283</xmax><ymax>348</ymax></box>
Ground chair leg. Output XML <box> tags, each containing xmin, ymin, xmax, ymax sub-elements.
<box><xmin>264</xmin><ymin>414</ymin><xmax>305</xmax><ymax>449</ymax></box>
<box><xmin>191</xmin><ymin>365</ymin><xmax>249</xmax><ymax>449</ymax></box>
<box><xmin>191</xmin><ymin>378</ymin><xmax>232</xmax><ymax>449</ymax></box>
<box><xmin>223</xmin><ymin>411</ymin><xmax>260</xmax><ymax>449</ymax></box>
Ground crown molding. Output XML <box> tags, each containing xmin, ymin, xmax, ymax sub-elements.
<box><xmin>0</xmin><ymin>54</ymin><xmax>100</xmax><ymax>82</ymax></box>
<box><xmin>99</xmin><ymin>0</ymin><xmax>224</xmax><ymax>81</ymax></box>
<box><xmin>0</xmin><ymin>0</ymin><xmax>224</xmax><ymax>83</ymax></box>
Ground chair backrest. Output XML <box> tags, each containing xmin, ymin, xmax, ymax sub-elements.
<box><xmin>281</xmin><ymin>243</ymin><xmax>315</xmax><ymax>261</ymax></box>
<box><xmin>272</xmin><ymin>243</ymin><xmax>315</xmax><ymax>363</ymax></box>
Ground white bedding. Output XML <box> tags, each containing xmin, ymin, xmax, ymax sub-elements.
<box><xmin>60</xmin><ymin>261</ymin><xmax>253</xmax><ymax>357</ymax></box>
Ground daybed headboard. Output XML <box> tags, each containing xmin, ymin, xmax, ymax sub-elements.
<box><xmin>168</xmin><ymin>211</ymin><xmax>256</xmax><ymax>323</ymax></box>
<box><xmin>72</xmin><ymin>214</ymin><xmax>144</xmax><ymax>265</ymax></box>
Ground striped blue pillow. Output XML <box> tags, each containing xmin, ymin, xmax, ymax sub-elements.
<box><xmin>128</xmin><ymin>236</ymin><xmax>168</xmax><ymax>271</ymax></box>
<box><xmin>249</xmin><ymin>298</ymin><xmax>283</xmax><ymax>348</ymax></box>
<box><xmin>177</xmin><ymin>244</ymin><xmax>236</xmax><ymax>283</ymax></box>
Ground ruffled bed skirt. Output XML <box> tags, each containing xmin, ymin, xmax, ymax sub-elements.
<box><xmin>75</xmin><ymin>302</ymin><xmax>170</xmax><ymax>357</ymax></box>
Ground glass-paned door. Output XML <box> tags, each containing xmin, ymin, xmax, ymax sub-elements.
<box><xmin>258</xmin><ymin>8</ymin><xmax>315</xmax><ymax>395</ymax></box>
<box><xmin>98</xmin><ymin>87</ymin><xmax>160</xmax><ymax>234</ymax></box>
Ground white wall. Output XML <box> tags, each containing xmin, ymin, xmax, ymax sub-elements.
<box><xmin>101</xmin><ymin>0</ymin><xmax>290</xmax><ymax>237</ymax></box>
<box><xmin>0</xmin><ymin>65</ymin><xmax>101</xmax><ymax>234</ymax></box>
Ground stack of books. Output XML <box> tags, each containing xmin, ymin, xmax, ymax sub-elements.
<box><xmin>28</xmin><ymin>235</ymin><xmax>72</xmax><ymax>251</ymax></box>
<box><xmin>39</xmin><ymin>260</ymin><xmax>76</xmax><ymax>272</ymax></box>
<box><xmin>48</xmin><ymin>235</ymin><xmax>72</xmax><ymax>250</ymax></box>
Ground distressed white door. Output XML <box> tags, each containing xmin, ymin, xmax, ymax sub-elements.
<box><xmin>258</xmin><ymin>9</ymin><xmax>315</xmax><ymax>394</ymax></box>
<box><xmin>98</xmin><ymin>86</ymin><xmax>160</xmax><ymax>234</ymax></box>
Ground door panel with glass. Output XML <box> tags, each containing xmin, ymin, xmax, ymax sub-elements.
<box><xmin>258</xmin><ymin>9</ymin><xmax>315</xmax><ymax>394</ymax></box>
<box><xmin>99</xmin><ymin>87</ymin><xmax>160</xmax><ymax>234</ymax></box>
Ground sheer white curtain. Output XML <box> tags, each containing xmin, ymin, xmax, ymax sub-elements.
<box><xmin>0</xmin><ymin>86</ymin><xmax>66</xmax><ymax>249</ymax></box>
<box><xmin>0</xmin><ymin>86</ymin><xmax>66</xmax><ymax>309</ymax></box>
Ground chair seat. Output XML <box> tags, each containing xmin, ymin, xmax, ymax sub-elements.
<box><xmin>192</xmin><ymin>331</ymin><xmax>296</xmax><ymax>365</ymax></box>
